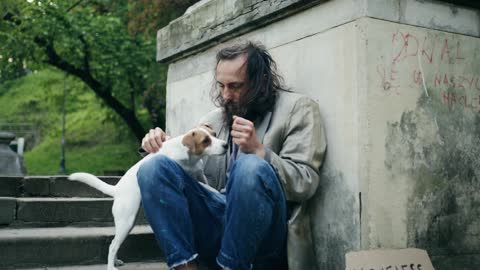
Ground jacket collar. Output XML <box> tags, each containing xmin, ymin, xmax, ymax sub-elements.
<box><xmin>254</xmin><ymin>111</ymin><xmax>272</xmax><ymax>144</ymax></box>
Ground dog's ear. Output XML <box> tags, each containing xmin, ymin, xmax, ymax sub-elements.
<box><xmin>181</xmin><ymin>131</ymin><xmax>196</xmax><ymax>153</ymax></box>
<box><xmin>200</xmin><ymin>123</ymin><xmax>216</xmax><ymax>137</ymax></box>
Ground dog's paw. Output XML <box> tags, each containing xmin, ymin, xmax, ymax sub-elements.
<box><xmin>115</xmin><ymin>258</ymin><xmax>124</xmax><ymax>266</ymax></box>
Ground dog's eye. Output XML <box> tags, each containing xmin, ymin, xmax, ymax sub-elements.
<box><xmin>202</xmin><ymin>137</ymin><xmax>210</xmax><ymax>144</ymax></box>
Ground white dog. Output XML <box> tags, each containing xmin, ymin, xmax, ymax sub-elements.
<box><xmin>68</xmin><ymin>125</ymin><xmax>227</xmax><ymax>270</ymax></box>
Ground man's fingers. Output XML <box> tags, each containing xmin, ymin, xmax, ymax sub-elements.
<box><xmin>142</xmin><ymin>137</ymin><xmax>155</xmax><ymax>153</ymax></box>
<box><xmin>143</xmin><ymin>136</ymin><xmax>158</xmax><ymax>153</ymax></box>
<box><xmin>232</xmin><ymin>115</ymin><xmax>252</xmax><ymax>125</ymax></box>
<box><xmin>153</xmin><ymin>128</ymin><xmax>166</xmax><ymax>147</ymax></box>
<box><xmin>154</xmin><ymin>127</ymin><xmax>167</xmax><ymax>141</ymax></box>
<box><xmin>232</xmin><ymin>136</ymin><xmax>247</xmax><ymax>146</ymax></box>
<box><xmin>232</xmin><ymin>124</ymin><xmax>253</xmax><ymax>134</ymax></box>
<box><xmin>146</xmin><ymin>128</ymin><xmax>165</xmax><ymax>152</ymax></box>
<box><xmin>148</xmin><ymin>129</ymin><xmax>161</xmax><ymax>150</ymax></box>
<box><xmin>141</xmin><ymin>127</ymin><xmax>168</xmax><ymax>153</ymax></box>
<box><xmin>141</xmin><ymin>138</ymin><xmax>148</xmax><ymax>151</ymax></box>
<box><xmin>231</xmin><ymin>115</ymin><xmax>255</xmax><ymax>149</ymax></box>
<box><xmin>230</xmin><ymin>130</ymin><xmax>249</xmax><ymax>139</ymax></box>
<box><xmin>232</xmin><ymin>117</ymin><xmax>254</xmax><ymax>133</ymax></box>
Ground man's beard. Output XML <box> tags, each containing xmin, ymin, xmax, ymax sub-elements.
<box><xmin>222</xmin><ymin>100</ymin><xmax>250</xmax><ymax>128</ymax></box>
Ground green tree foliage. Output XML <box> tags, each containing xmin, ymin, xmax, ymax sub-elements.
<box><xmin>0</xmin><ymin>0</ymin><xmax>197</xmax><ymax>141</ymax></box>
<box><xmin>127</xmin><ymin>0</ymin><xmax>199</xmax><ymax>128</ymax></box>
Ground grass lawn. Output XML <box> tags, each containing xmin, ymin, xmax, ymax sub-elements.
<box><xmin>0</xmin><ymin>69</ymin><xmax>143</xmax><ymax>175</ymax></box>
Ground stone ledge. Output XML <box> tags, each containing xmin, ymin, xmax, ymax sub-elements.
<box><xmin>157</xmin><ymin>0</ymin><xmax>479</xmax><ymax>64</ymax></box>
<box><xmin>156</xmin><ymin>0</ymin><xmax>326</xmax><ymax>63</ymax></box>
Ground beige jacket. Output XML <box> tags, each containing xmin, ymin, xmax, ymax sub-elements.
<box><xmin>199</xmin><ymin>90</ymin><xmax>327</xmax><ymax>270</ymax></box>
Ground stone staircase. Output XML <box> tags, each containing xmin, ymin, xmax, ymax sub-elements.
<box><xmin>0</xmin><ymin>175</ymin><xmax>168</xmax><ymax>270</ymax></box>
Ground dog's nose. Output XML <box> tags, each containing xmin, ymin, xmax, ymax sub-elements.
<box><xmin>222</xmin><ymin>143</ymin><xmax>228</xmax><ymax>150</ymax></box>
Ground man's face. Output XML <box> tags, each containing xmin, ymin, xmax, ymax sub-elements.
<box><xmin>216</xmin><ymin>55</ymin><xmax>248</xmax><ymax>106</ymax></box>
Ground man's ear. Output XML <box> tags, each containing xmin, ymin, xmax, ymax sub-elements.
<box><xmin>181</xmin><ymin>132</ymin><xmax>196</xmax><ymax>153</ymax></box>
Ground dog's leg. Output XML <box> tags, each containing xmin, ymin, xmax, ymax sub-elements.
<box><xmin>107</xmin><ymin>200</ymin><xmax>139</xmax><ymax>270</ymax></box>
<box><xmin>199</xmin><ymin>173</ymin><xmax>209</xmax><ymax>185</ymax></box>
<box><xmin>188</xmin><ymin>166</ymin><xmax>209</xmax><ymax>185</ymax></box>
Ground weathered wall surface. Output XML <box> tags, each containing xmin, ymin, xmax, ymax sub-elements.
<box><xmin>363</xmin><ymin>19</ymin><xmax>480</xmax><ymax>269</ymax></box>
<box><xmin>160</xmin><ymin>0</ymin><xmax>480</xmax><ymax>269</ymax></box>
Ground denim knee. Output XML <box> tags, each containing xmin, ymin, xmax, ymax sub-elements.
<box><xmin>219</xmin><ymin>154</ymin><xmax>286</xmax><ymax>270</ymax></box>
<box><xmin>229</xmin><ymin>154</ymin><xmax>280</xmax><ymax>198</ymax></box>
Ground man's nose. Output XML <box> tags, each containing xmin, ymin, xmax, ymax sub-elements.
<box><xmin>222</xmin><ymin>88</ymin><xmax>233</xmax><ymax>101</ymax></box>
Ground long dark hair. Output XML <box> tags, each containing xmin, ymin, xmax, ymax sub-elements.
<box><xmin>211</xmin><ymin>42</ymin><xmax>288</xmax><ymax>124</ymax></box>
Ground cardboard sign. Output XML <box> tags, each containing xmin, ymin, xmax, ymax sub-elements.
<box><xmin>345</xmin><ymin>248</ymin><xmax>435</xmax><ymax>270</ymax></box>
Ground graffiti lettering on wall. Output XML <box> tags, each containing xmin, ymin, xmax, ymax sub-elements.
<box><xmin>391</xmin><ymin>31</ymin><xmax>466</xmax><ymax>65</ymax></box>
<box><xmin>442</xmin><ymin>91</ymin><xmax>480</xmax><ymax>112</ymax></box>
<box><xmin>411</xmin><ymin>71</ymin><xmax>480</xmax><ymax>92</ymax></box>
<box><xmin>377</xmin><ymin>30</ymin><xmax>479</xmax><ymax>113</ymax></box>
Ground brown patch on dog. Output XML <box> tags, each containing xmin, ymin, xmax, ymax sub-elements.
<box><xmin>181</xmin><ymin>129</ymin><xmax>212</xmax><ymax>155</ymax></box>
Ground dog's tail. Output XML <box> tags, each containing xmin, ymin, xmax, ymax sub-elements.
<box><xmin>68</xmin><ymin>172</ymin><xmax>116</xmax><ymax>197</ymax></box>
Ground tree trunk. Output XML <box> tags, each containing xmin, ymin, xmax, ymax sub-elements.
<box><xmin>35</xmin><ymin>37</ymin><xmax>147</xmax><ymax>142</ymax></box>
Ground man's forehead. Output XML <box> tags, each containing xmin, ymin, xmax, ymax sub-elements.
<box><xmin>216</xmin><ymin>54</ymin><xmax>247</xmax><ymax>73</ymax></box>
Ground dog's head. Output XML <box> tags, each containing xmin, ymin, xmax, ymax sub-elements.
<box><xmin>181</xmin><ymin>124</ymin><xmax>227</xmax><ymax>156</ymax></box>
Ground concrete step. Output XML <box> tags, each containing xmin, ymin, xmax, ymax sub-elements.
<box><xmin>0</xmin><ymin>225</ymin><xmax>163</xmax><ymax>269</ymax></box>
<box><xmin>0</xmin><ymin>197</ymin><xmax>147</xmax><ymax>227</ymax></box>
<box><xmin>20</xmin><ymin>261</ymin><xmax>213</xmax><ymax>270</ymax></box>
<box><xmin>0</xmin><ymin>176</ymin><xmax>22</xmax><ymax>196</ymax></box>
<box><xmin>19</xmin><ymin>261</ymin><xmax>170</xmax><ymax>270</ymax></box>
<box><xmin>0</xmin><ymin>176</ymin><xmax>122</xmax><ymax>198</ymax></box>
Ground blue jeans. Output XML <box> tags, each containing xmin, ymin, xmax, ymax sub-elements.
<box><xmin>137</xmin><ymin>154</ymin><xmax>288</xmax><ymax>270</ymax></box>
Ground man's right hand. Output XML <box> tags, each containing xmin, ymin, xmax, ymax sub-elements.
<box><xmin>141</xmin><ymin>127</ymin><xmax>168</xmax><ymax>153</ymax></box>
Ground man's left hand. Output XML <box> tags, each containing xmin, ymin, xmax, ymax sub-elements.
<box><xmin>231</xmin><ymin>115</ymin><xmax>265</xmax><ymax>158</ymax></box>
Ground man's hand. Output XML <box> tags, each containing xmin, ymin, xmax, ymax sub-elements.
<box><xmin>141</xmin><ymin>127</ymin><xmax>169</xmax><ymax>153</ymax></box>
<box><xmin>231</xmin><ymin>115</ymin><xmax>265</xmax><ymax>158</ymax></box>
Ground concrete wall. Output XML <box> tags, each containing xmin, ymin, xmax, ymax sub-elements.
<box><xmin>159</xmin><ymin>0</ymin><xmax>480</xmax><ymax>269</ymax></box>
<box><xmin>365</xmin><ymin>19</ymin><xmax>480</xmax><ymax>268</ymax></box>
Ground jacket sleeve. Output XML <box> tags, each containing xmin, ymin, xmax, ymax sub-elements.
<box><xmin>265</xmin><ymin>97</ymin><xmax>327</xmax><ymax>202</ymax></box>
